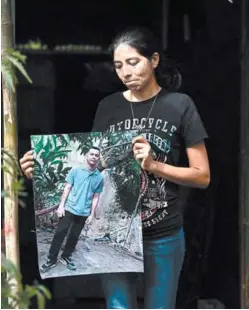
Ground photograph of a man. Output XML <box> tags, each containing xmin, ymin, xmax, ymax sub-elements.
<box><xmin>40</xmin><ymin>146</ymin><xmax>103</xmax><ymax>273</ymax></box>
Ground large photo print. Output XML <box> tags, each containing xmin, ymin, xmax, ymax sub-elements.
<box><xmin>31</xmin><ymin>131</ymin><xmax>144</xmax><ymax>279</ymax></box>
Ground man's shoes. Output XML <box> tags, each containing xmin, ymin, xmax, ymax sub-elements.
<box><xmin>40</xmin><ymin>258</ymin><xmax>57</xmax><ymax>273</ymax></box>
<box><xmin>60</xmin><ymin>256</ymin><xmax>76</xmax><ymax>271</ymax></box>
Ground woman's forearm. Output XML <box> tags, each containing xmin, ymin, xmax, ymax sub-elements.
<box><xmin>148</xmin><ymin>161</ymin><xmax>210</xmax><ymax>189</ymax></box>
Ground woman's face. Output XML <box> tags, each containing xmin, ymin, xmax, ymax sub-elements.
<box><xmin>113</xmin><ymin>44</ymin><xmax>158</xmax><ymax>92</ymax></box>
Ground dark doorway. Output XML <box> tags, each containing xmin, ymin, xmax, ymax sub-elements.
<box><xmin>16</xmin><ymin>0</ymin><xmax>241</xmax><ymax>308</ymax></box>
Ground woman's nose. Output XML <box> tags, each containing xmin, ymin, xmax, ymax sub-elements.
<box><xmin>122</xmin><ymin>66</ymin><xmax>132</xmax><ymax>78</ymax></box>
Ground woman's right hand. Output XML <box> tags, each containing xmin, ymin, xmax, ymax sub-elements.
<box><xmin>19</xmin><ymin>150</ymin><xmax>34</xmax><ymax>179</ymax></box>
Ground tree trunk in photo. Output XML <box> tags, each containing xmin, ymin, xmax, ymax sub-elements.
<box><xmin>1</xmin><ymin>0</ymin><xmax>20</xmax><ymax>272</ymax></box>
<box><xmin>123</xmin><ymin>194</ymin><xmax>141</xmax><ymax>248</ymax></box>
<box><xmin>240</xmin><ymin>0</ymin><xmax>249</xmax><ymax>308</ymax></box>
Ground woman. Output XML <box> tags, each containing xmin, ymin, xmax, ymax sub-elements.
<box><xmin>20</xmin><ymin>27</ymin><xmax>210</xmax><ymax>309</ymax></box>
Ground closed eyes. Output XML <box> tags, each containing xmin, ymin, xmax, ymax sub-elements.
<box><xmin>114</xmin><ymin>58</ymin><xmax>140</xmax><ymax>69</ymax></box>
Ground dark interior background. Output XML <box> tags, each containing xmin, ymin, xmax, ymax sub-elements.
<box><xmin>16</xmin><ymin>0</ymin><xmax>241</xmax><ymax>308</ymax></box>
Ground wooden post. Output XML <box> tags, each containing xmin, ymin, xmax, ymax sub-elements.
<box><xmin>1</xmin><ymin>0</ymin><xmax>20</xmax><ymax>271</ymax></box>
<box><xmin>240</xmin><ymin>0</ymin><xmax>249</xmax><ymax>307</ymax></box>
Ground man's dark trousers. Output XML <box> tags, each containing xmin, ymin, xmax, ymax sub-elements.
<box><xmin>48</xmin><ymin>210</ymin><xmax>87</xmax><ymax>261</ymax></box>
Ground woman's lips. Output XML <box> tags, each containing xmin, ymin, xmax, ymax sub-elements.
<box><xmin>125</xmin><ymin>80</ymin><xmax>138</xmax><ymax>85</ymax></box>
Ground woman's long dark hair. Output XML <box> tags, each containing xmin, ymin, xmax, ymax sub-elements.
<box><xmin>110</xmin><ymin>26</ymin><xmax>182</xmax><ymax>90</ymax></box>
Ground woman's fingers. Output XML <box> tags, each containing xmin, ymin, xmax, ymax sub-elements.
<box><xmin>133</xmin><ymin>142</ymin><xmax>147</xmax><ymax>150</ymax></box>
<box><xmin>20</xmin><ymin>150</ymin><xmax>33</xmax><ymax>160</ymax></box>
<box><xmin>20</xmin><ymin>154</ymin><xmax>34</xmax><ymax>165</ymax></box>
<box><xmin>20</xmin><ymin>160</ymin><xmax>34</xmax><ymax>170</ymax></box>
<box><xmin>135</xmin><ymin>153</ymin><xmax>144</xmax><ymax>160</ymax></box>
<box><xmin>25</xmin><ymin>150</ymin><xmax>33</xmax><ymax>156</ymax></box>
<box><xmin>132</xmin><ymin>136</ymin><xmax>147</xmax><ymax>144</ymax></box>
<box><xmin>20</xmin><ymin>159</ymin><xmax>34</xmax><ymax>178</ymax></box>
<box><xmin>133</xmin><ymin>142</ymin><xmax>151</xmax><ymax>156</ymax></box>
<box><xmin>20</xmin><ymin>151</ymin><xmax>33</xmax><ymax>162</ymax></box>
<box><xmin>19</xmin><ymin>150</ymin><xmax>34</xmax><ymax>179</ymax></box>
<box><xmin>25</xmin><ymin>167</ymin><xmax>34</xmax><ymax>174</ymax></box>
<box><xmin>25</xmin><ymin>167</ymin><xmax>33</xmax><ymax>179</ymax></box>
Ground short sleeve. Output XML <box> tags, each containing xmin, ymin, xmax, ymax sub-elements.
<box><xmin>65</xmin><ymin>168</ymin><xmax>75</xmax><ymax>185</ymax></box>
<box><xmin>92</xmin><ymin>98</ymin><xmax>109</xmax><ymax>132</ymax></box>
<box><xmin>95</xmin><ymin>177</ymin><xmax>104</xmax><ymax>193</ymax></box>
<box><xmin>181</xmin><ymin>95</ymin><xmax>208</xmax><ymax>147</ymax></box>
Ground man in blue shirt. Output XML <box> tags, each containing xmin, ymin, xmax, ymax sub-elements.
<box><xmin>40</xmin><ymin>146</ymin><xmax>104</xmax><ymax>273</ymax></box>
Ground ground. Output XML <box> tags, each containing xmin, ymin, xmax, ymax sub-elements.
<box><xmin>37</xmin><ymin>230</ymin><xmax>143</xmax><ymax>279</ymax></box>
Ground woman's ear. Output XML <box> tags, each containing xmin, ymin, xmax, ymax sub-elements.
<box><xmin>151</xmin><ymin>53</ymin><xmax>160</xmax><ymax>69</ymax></box>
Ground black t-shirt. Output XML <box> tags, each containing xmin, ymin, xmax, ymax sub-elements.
<box><xmin>92</xmin><ymin>89</ymin><xmax>208</xmax><ymax>239</ymax></box>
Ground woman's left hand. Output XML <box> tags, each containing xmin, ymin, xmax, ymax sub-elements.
<box><xmin>132</xmin><ymin>136</ymin><xmax>155</xmax><ymax>171</ymax></box>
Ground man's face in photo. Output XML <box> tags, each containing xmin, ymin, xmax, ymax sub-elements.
<box><xmin>86</xmin><ymin>148</ymin><xmax>100</xmax><ymax>167</ymax></box>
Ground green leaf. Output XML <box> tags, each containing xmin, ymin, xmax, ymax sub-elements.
<box><xmin>1</xmin><ymin>165</ymin><xmax>14</xmax><ymax>176</ymax></box>
<box><xmin>18</xmin><ymin>199</ymin><xmax>26</xmax><ymax>208</ymax></box>
<box><xmin>52</xmin><ymin>135</ymin><xmax>57</xmax><ymax>149</ymax></box>
<box><xmin>1</xmin><ymin>62</ymin><xmax>15</xmax><ymax>92</ymax></box>
<box><xmin>34</xmin><ymin>158</ymin><xmax>42</xmax><ymax>170</ymax></box>
<box><xmin>54</xmin><ymin>145</ymin><xmax>65</xmax><ymax>152</ymax></box>
<box><xmin>61</xmin><ymin>167</ymin><xmax>71</xmax><ymax>175</ymax></box>
<box><xmin>49</xmin><ymin>150</ymin><xmax>70</xmax><ymax>161</ymax></box>
<box><xmin>1</xmin><ymin>190</ymin><xmax>9</xmax><ymax>198</ymax></box>
<box><xmin>7</xmin><ymin>55</ymin><xmax>32</xmax><ymax>84</ymax></box>
<box><xmin>51</xmin><ymin>160</ymin><xmax>62</xmax><ymax>166</ymax></box>
<box><xmin>34</xmin><ymin>175</ymin><xmax>44</xmax><ymax>181</ymax></box>
<box><xmin>37</xmin><ymin>285</ymin><xmax>51</xmax><ymax>300</ymax></box>
<box><xmin>30</xmin><ymin>135</ymin><xmax>41</xmax><ymax>147</ymax></box>
<box><xmin>36</xmin><ymin>290</ymin><xmax>45</xmax><ymax>308</ymax></box>
<box><xmin>44</xmin><ymin>140</ymin><xmax>51</xmax><ymax>157</ymax></box>
<box><xmin>57</xmin><ymin>134</ymin><xmax>70</xmax><ymax>146</ymax></box>
<box><xmin>47</xmin><ymin>166</ymin><xmax>55</xmax><ymax>174</ymax></box>
<box><xmin>57</xmin><ymin>161</ymin><xmax>63</xmax><ymax>171</ymax></box>
<box><xmin>25</xmin><ymin>285</ymin><xmax>36</xmax><ymax>298</ymax></box>
<box><xmin>8</xmin><ymin>48</ymin><xmax>27</xmax><ymax>62</ymax></box>
<box><xmin>2</xmin><ymin>148</ymin><xmax>22</xmax><ymax>174</ymax></box>
<box><xmin>34</xmin><ymin>136</ymin><xmax>44</xmax><ymax>154</ymax></box>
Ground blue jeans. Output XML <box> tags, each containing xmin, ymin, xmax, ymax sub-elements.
<box><xmin>101</xmin><ymin>229</ymin><xmax>185</xmax><ymax>309</ymax></box>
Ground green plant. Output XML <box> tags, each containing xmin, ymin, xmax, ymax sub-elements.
<box><xmin>31</xmin><ymin>135</ymin><xmax>72</xmax><ymax>209</ymax></box>
<box><xmin>1</xmin><ymin>150</ymin><xmax>52</xmax><ymax>309</ymax></box>
<box><xmin>1</xmin><ymin>9</ymin><xmax>51</xmax><ymax>303</ymax></box>
<box><xmin>1</xmin><ymin>48</ymin><xmax>32</xmax><ymax>92</ymax></box>
<box><xmin>100</xmin><ymin>131</ymin><xmax>141</xmax><ymax>199</ymax></box>
<box><xmin>1</xmin><ymin>148</ymin><xmax>27</xmax><ymax>207</ymax></box>
<box><xmin>16</xmin><ymin>39</ymin><xmax>48</xmax><ymax>51</ymax></box>
<box><xmin>1</xmin><ymin>254</ymin><xmax>51</xmax><ymax>309</ymax></box>
<box><xmin>70</xmin><ymin>132</ymin><xmax>103</xmax><ymax>155</ymax></box>
<box><xmin>32</xmin><ymin>133</ymin><xmax>104</xmax><ymax>211</ymax></box>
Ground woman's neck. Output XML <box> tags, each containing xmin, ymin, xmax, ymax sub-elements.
<box><xmin>127</xmin><ymin>80</ymin><xmax>161</xmax><ymax>102</ymax></box>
